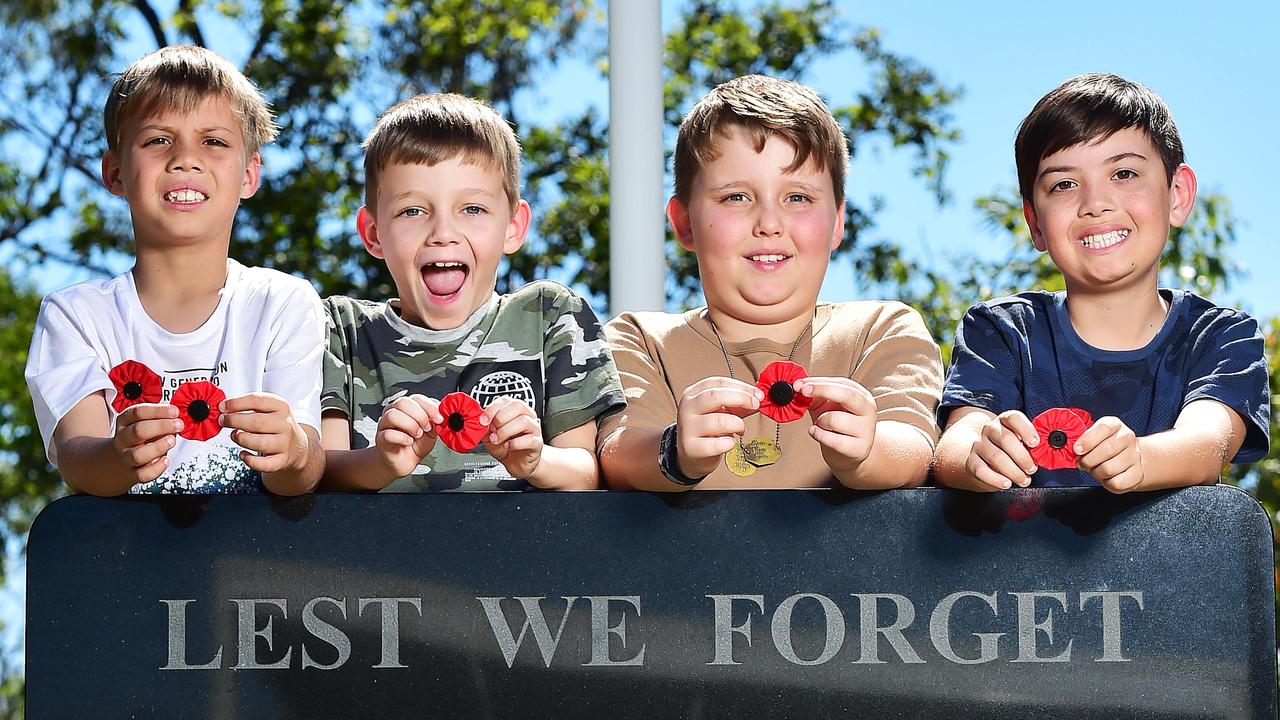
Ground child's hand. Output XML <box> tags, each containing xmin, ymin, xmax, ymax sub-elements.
<box><xmin>1074</xmin><ymin>416</ymin><xmax>1144</xmax><ymax>493</ymax></box>
<box><xmin>967</xmin><ymin>410</ymin><xmax>1039</xmax><ymax>490</ymax></box>
<box><xmin>372</xmin><ymin>394</ymin><xmax>442</xmax><ymax>479</ymax></box>
<box><xmin>676</xmin><ymin>377</ymin><xmax>763</xmax><ymax>479</ymax></box>
<box><xmin>221</xmin><ymin>393</ymin><xmax>312</xmax><ymax>473</ymax></box>
<box><xmin>112</xmin><ymin>403</ymin><xmax>181</xmax><ymax>482</ymax></box>
<box><xmin>795</xmin><ymin>377</ymin><xmax>876</xmax><ymax>473</ymax></box>
<box><xmin>482</xmin><ymin>395</ymin><xmax>544</xmax><ymax>481</ymax></box>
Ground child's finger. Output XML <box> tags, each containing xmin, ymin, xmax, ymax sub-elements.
<box><xmin>811</xmin><ymin>410</ymin><xmax>871</xmax><ymax>439</ymax></box>
<box><xmin>685</xmin><ymin>411</ymin><xmax>747</xmax><ymax>442</ymax></box>
<box><xmin>684</xmin><ymin>386</ymin><xmax>760</xmax><ymax>418</ymax></box>
<box><xmin>240</xmin><ymin>451</ymin><xmax>289</xmax><ymax>473</ymax></box>
<box><xmin>982</xmin><ymin>423</ymin><xmax>1037</xmax><ymax>476</ymax></box>
<box><xmin>220</xmin><ymin>392</ymin><xmax>286</xmax><ymax>415</ymax></box>
<box><xmin>378</xmin><ymin>428</ymin><xmax>417</xmax><ymax>446</ymax></box>
<box><xmin>379</xmin><ymin>405</ymin><xmax>426</xmax><ymax>438</ymax></box>
<box><xmin>484</xmin><ymin>395</ymin><xmax>533</xmax><ymax>427</ymax></box>
<box><xmin>230</xmin><ymin>430</ymin><xmax>284</xmax><ymax>456</ymax></box>
<box><xmin>120</xmin><ymin>417</ymin><xmax>183</xmax><ymax>447</ymax></box>
<box><xmin>407</xmin><ymin>394</ymin><xmax>444</xmax><ymax>425</ymax></box>
<box><xmin>117</xmin><ymin>403</ymin><xmax>179</xmax><ymax>427</ymax></box>
<box><xmin>685</xmin><ymin>434</ymin><xmax>738</xmax><ymax>461</ymax></box>
<box><xmin>500</xmin><ymin>433</ymin><xmax>542</xmax><ymax>453</ymax></box>
<box><xmin>969</xmin><ymin>459</ymin><xmax>1014</xmax><ymax>491</ymax></box>
<box><xmin>1099</xmin><ymin>465</ymin><xmax>1143</xmax><ymax>494</ymax></box>
<box><xmin>997</xmin><ymin>410</ymin><xmax>1039</xmax><ymax>447</ymax></box>
<box><xmin>122</xmin><ymin>434</ymin><xmax>175</xmax><ymax>469</ymax></box>
<box><xmin>1073</xmin><ymin>416</ymin><xmax>1123</xmax><ymax>455</ymax></box>
<box><xmin>798</xmin><ymin>378</ymin><xmax>875</xmax><ymax>415</ymax></box>
<box><xmin>134</xmin><ymin>454</ymin><xmax>170</xmax><ymax>482</ymax></box>
<box><xmin>809</xmin><ymin>425</ymin><xmax>870</xmax><ymax>461</ymax></box>
<box><xmin>488</xmin><ymin>413</ymin><xmax>540</xmax><ymax>446</ymax></box>
<box><xmin>974</xmin><ymin>442</ymin><xmax>1031</xmax><ymax>488</ymax></box>
<box><xmin>220</xmin><ymin>411</ymin><xmax>282</xmax><ymax>434</ymax></box>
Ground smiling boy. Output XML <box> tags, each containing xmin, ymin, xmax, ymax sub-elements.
<box><xmin>598</xmin><ymin>75</ymin><xmax>942</xmax><ymax>490</ymax></box>
<box><xmin>320</xmin><ymin>93</ymin><xmax>624</xmax><ymax>492</ymax></box>
<box><xmin>25</xmin><ymin>45</ymin><xmax>325</xmax><ymax>495</ymax></box>
<box><xmin>933</xmin><ymin>73</ymin><xmax>1269</xmax><ymax>491</ymax></box>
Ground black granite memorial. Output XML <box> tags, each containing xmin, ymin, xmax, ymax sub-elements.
<box><xmin>25</xmin><ymin>486</ymin><xmax>1276</xmax><ymax>718</ymax></box>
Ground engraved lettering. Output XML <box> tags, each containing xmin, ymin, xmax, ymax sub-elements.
<box><xmin>231</xmin><ymin>599</ymin><xmax>291</xmax><ymax>670</ymax></box>
<box><xmin>1080</xmin><ymin>591</ymin><xmax>1144</xmax><ymax>662</ymax></box>
<box><xmin>851</xmin><ymin>593</ymin><xmax>924</xmax><ymax>664</ymax></box>
<box><xmin>160</xmin><ymin>599</ymin><xmax>222</xmax><ymax>670</ymax></box>
<box><xmin>584</xmin><ymin>596</ymin><xmax>645</xmax><ymax>667</ymax></box>
<box><xmin>358</xmin><ymin>597</ymin><xmax>422</xmax><ymax>669</ymax></box>
<box><xmin>706</xmin><ymin>594</ymin><xmax>765</xmax><ymax>666</ymax></box>
<box><xmin>476</xmin><ymin>596</ymin><xmax>577</xmax><ymax>669</ymax></box>
<box><xmin>929</xmin><ymin>591</ymin><xmax>1003</xmax><ymax>664</ymax></box>
<box><xmin>771</xmin><ymin>593</ymin><xmax>844</xmax><ymax>666</ymax></box>
<box><xmin>301</xmin><ymin>597</ymin><xmax>351</xmax><ymax>670</ymax></box>
<box><xmin>1011</xmin><ymin>591</ymin><xmax>1071</xmax><ymax>662</ymax></box>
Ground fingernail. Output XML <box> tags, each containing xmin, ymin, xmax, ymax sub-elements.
<box><xmin>174</xmin><ymin>421</ymin><xmax>184</xmax><ymax>432</ymax></box>
<box><xmin>1073</xmin><ymin>444</ymin><xmax>1083</xmax><ymax>454</ymax></box>
<box><xmin>1001</xmin><ymin>480</ymin><xmax>1011</xmax><ymax>489</ymax></box>
<box><xmin>1028</xmin><ymin>437</ymin><xmax>1038</xmax><ymax>447</ymax></box>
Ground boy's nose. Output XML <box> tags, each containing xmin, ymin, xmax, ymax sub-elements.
<box><xmin>168</xmin><ymin>143</ymin><xmax>202</xmax><ymax>173</ymax></box>
<box><xmin>753</xmin><ymin>204</ymin><xmax>784</xmax><ymax>237</ymax></box>
<box><xmin>427</xmin><ymin>219</ymin><xmax>462</xmax><ymax>245</ymax></box>
<box><xmin>1077</xmin><ymin>183</ymin><xmax>1113</xmax><ymax>217</ymax></box>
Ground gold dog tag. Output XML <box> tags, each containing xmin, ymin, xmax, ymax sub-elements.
<box><xmin>742</xmin><ymin>437</ymin><xmax>780</xmax><ymax>467</ymax></box>
<box><xmin>725</xmin><ymin>445</ymin><xmax>757</xmax><ymax>477</ymax></box>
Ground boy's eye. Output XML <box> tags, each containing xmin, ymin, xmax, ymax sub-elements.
<box><xmin>1049</xmin><ymin>179</ymin><xmax>1076</xmax><ymax>193</ymax></box>
<box><xmin>398</xmin><ymin>207</ymin><xmax>425</xmax><ymax>218</ymax></box>
<box><xmin>722</xmin><ymin>192</ymin><xmax>749</xmax><ymax>203</ymax></box>
<box><xmin>1113</xmin><ymin>168</ymin><xmax>1137</xmax><ymax>181</ymax></box>
<box><xmin>461</xmin><ymin>204</ymin><xmax>486</xmax><ymax>215</ymax></box>
<box><xmin>143</xmin><ymin>137</ymin><xmax>171</xmax><ymax>146</ymax></box>
<box><xmin>204</xmin><ymin>138</ymin><xmax>230</xmax><ymax>147</ymax></box>
<box><xmin>785</xmin><ymin>193</ymin><xmax>813</xmax><ymax>203</ymax></box>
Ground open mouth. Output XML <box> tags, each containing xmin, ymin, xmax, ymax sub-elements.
<box><xmin>421</xmin><ymin>261</ymin><xmax>469</xmax><ymax>300</ymax></box>
<box><xmin>1078</xmin><ymin>229</ymin><xmax>1129</xmax><ymax>250</ymax></box>
<box><xmin>164</xmin><ymin>189</ymin><xmax>208</xmax><ymax>205</ymax></box>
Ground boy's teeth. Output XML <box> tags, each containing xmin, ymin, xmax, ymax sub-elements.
<box><xmin>1079</xmin><ymin>229</ymin><xmax>1129</xmax><ymax>249</ymax></box>
<box><xmin>429</xmin><ymin>262</ymin><xmax>464</xmax><ymax>268</ymax></box>
<box><xmin>749</xmin><ymin>254</ymin><xmax>786</xmax><ymax>263</ymax></box>
<box><xmin>165</xmin><ymin>189</ymin><xmax>207</xmax><ymax>203</ymax></box>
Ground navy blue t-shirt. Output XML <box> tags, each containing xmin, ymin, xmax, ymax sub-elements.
<box><xmin>940</xmin><ymin>289</ymin><xmax>1270</xmax><ymax>487</ymax></box>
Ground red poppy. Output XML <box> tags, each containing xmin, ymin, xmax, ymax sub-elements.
<box><xmin>172</xmin><ymin>381</ymin><xmax>226</xmax><ymax>442</ymax></box>
<box><xmin>108</xmin><ymin>360</ymin><xmax>163</xmax><ymax>413</ymax></box>
<box><xmin>755</xmin><ymin>361</ymin><xmax>812</xmax><ymax>423</ymax></box>
<box><xmin>1029</xmin><ymin>407</ymin><xmax>1094</xmax><ymax>470</ymax></box>
<box><xmin>433</xmin><ymin>392</ymin><xmax>487</xmax><ymax>453</ymax></box>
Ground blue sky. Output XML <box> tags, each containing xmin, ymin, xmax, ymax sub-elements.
<box><xmin>797</xmin><ymin>1</ymin><xmax>1280</xmax><ymax>319</ymax></box>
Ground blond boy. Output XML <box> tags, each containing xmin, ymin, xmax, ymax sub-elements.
<box><xmin>25</xmin><ymin>46</ymin><xmax>325</xmax><ymax>495</ymax></box>
<box><xmin>320</xmin><ymin>94</ymin><xmax>624</xmax><ymax>492</ymax></box>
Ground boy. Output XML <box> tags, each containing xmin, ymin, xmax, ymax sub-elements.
<box><xmin>25</xmin><ymin>45</ymin><xmax>325</xmax><ymax>496</ymax></box>
<box><xmin>598</xmin><ymin>75</ymin><xmax>942</xmax><ymax>490</ymax></box>
<box><xmin>934</xmin><ymin>73</ymin><xmax>1269</xmax><ymax>492</ymax></box>
<box><xmin>320</xmin><ymin>93</ymin><xmax>625</xmax><ymax>492</ymax></box>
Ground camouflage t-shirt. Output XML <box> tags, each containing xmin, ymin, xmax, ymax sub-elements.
<box><xmin>323</xmin><ymin>280</ymin><xmax>625</xmax><ymax>491</ymax></box>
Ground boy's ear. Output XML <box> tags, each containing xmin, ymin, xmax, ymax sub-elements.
<box><xmin>1023</xmin><ymin>199</ymin><xmax>1047</xmax><ymax>252</ymax></box>
<box><xmin>503</xmin><ymin>199</ymin><xmax>532</xmax><ymax>254</ymax></box>
<box><xmin>666</xmin><ymin>196</ymin><xmax>695</xmax><ymax>251</ymax></box>
<box><xmin>239</xmin><ymin>152</ymin><xmax>262</xmax><ymax>200</ymax></box>
<box><xmin>356</xmin><ymin>206</ymin><xmax>384</xmax><ymax>259</ymax></box>
<box><xmin>101</xmin><ymin>152</ymin><xmax>126</xmax><ymax>197</ymax></box>
<box><xmin>830</xmin><ymin>198</ymin><xmax>846</xmax><ymax>252</ymax></box>
<box><xmin>1167</xmin><ymin>164</ymin><xmax>1198</xmax><ymax>228</ymax></box>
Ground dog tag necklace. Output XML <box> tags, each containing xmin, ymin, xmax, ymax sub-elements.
<box><xmin>708</xmin><ymin>317</ymin><xmax>812</xmax><ymax>477</ymax></box>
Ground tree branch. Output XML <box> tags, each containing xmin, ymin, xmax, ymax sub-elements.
<box><xmin>177</xmin><ymin>0</ymin><xmax>207</xmax><ymax>47</ymax></box>
<box><xmin>131</xmin><ymin>0</ymin><xmax>168</xmax><ymax>48</ymax></box>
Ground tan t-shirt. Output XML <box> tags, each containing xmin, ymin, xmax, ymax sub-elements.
<box><xmin>600</xmin><ymin>302</ymin><xmax>943</xmax><ymax>488</ymax></box>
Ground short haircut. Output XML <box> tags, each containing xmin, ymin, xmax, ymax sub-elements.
<box><xmin>362</xmin><ymin>93</ymin><xmax>521</xmax><ymax>210</ymax></box>
<box><xmin>673</xmin><ymin>74</ymin><xmax>849</xmax><ymax>204</ymax></box>
<box><xmin>104</xmin><ymin>45</ymin><xmax>278</xmax><ymax>156</ymax></box>
<box><xmin>1015</xmin><ymin>73</ymin><xmax>1184</xmax><ymax>202</ymax></box>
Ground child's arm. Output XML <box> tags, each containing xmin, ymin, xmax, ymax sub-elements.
<box><xmin>483</xmin><ymin>396</ymin><xmax>600</xmax><ymax>490</ymax></box>
<box><xmin>320</xmin><ymin>396</ymin><xmax>442</xmax><ymax>491</ymax></box>
<box><xmin>1076</xmin><ymin>399</ymin><xmax>1246</xmax><ymax>492</ymax></box>
<box><xmin>933</xmin><ymin>407</ymin><xmax>1040</xmax><ymax>491</ymax></box>
<box><xmin>599</xmin><ymin>377</ymin><xmax>762</xmax><ymax>491</ymax></box>
<box><xmin>796</xmin><ymin>377</ymin><xmax>933</xmax><ymax>489</ymax></box>
<box><xmin>52</xmin><ymin>393</ymin><xmax>182</xmax><ymax>496</ymax></box>
<box><xmin>220</xmin><ymin>393</ymin><xmax>322</xmax><ymax>495</ymax></box>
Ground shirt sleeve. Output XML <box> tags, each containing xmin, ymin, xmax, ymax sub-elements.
<box><xmin>320</xmin><ymin>297</ymin><xmax>353</xmax><ymax>418</ymax></box>
<box><xmin>1182</xmin><ymin>309</ymin><xmax>1270</xmax><ymax>463</ymax></box>
<box><xmin>596</xmin><ymin>312</ymin><xmax>680</xmax><ymax>450</ymax></box>
<box><xmin>852</xmin><ymin>303</ymin><xmax>944</xmax><ymax>446</ymax></box>
<box><xmin>24</xmin><ymin>296</ymin><xmax>113</xmax><ymax>465</ymax></box>
<box><xmin>939</xmin><ymin>303</ymin><xmax>1026</xmax><ymax>427</ymax></box>
<box><xmin>540</xmin><ymin>285</ymin><xmax>627</xmax><ymax>440</ymax></box>
<box><xmin>262</xmin><ymin>280</ymin><xmax>325</xmax><ymax>432</ymax></box>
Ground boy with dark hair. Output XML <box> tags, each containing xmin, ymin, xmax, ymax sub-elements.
<box><xmin>599</xmin><ymin>74</ymin><xmax>942</xmax><ymax>490</ymax></box>
<box><xmin>934</xmin><ymin>73</ymin><xmax>1269</xmax><ymax>491</ymax></box>
<box><xmin>320</xmin><ymin>93</ymin><xmax>624</xmax><ymax>492</ymax></box>
<box><xmin>26</xmin><ymin>45</ymin><xmax>325</xmax><ymax>495</ymax></box>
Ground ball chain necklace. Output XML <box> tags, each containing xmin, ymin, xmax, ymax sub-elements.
<box><xmin>707</xmin><ymin>315</ymin><xmax>813</xmax><ymax>478</ymax></box>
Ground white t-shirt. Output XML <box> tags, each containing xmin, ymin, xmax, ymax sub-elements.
<box><xmin>25</xmin><ymin>259</ymin><xmax>324</xmax><ymax>493</ymax></box>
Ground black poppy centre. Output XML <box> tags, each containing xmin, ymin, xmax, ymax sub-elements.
<box><xmin>1048</xmin><ymin>430</ymin><xmax>1068</xmax><ymax>449</ymax></box>
<box><xmin>768</xmin><ymin>381</ymin><xmax>795</xmax><ymax>407</ymax></box>
<box><xmin>187</xmin><ymin>400</ymin><xmax>211</xmax><ymax>423</ymax></box>
<box><xmin>448</xmin><ymin>412</ymin><xmax>466</xmax><ymax>432</ymax></box>
<box><xmin>122</xmin><ymin>381</ymin><xmax>143</xmax><ymax>399</ymax></box>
